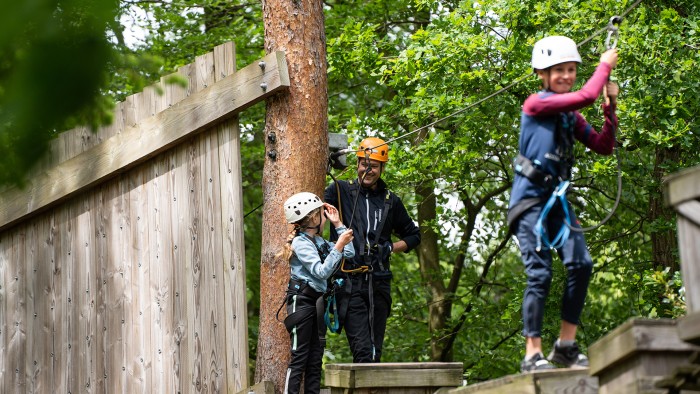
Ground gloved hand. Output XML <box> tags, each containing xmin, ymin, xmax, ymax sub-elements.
<box><xmin>371</xmin><ymin>241</ymin><xmax>394</xmax><ymax>279</ymax></box>
<box><xmin>370</xmin><ymin>241</ymin><xmax>392</xmax><ymax>265</ymax></box>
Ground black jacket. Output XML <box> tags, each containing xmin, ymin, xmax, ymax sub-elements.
<box><xmin>324</xmin><ymin>178</ymin><xmax>421</xmax><ymax>277</ymax></box>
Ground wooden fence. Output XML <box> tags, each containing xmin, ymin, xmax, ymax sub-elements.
<box><xmin>0</xmin><ymin>42</ymin><xmax>289</xmax><ymax>393</ymax></box>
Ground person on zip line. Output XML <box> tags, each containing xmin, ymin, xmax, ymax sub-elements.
<box><xmin>278</xmin><ymin>192</ymin><xmax>354</xmax><ymax>394</ymax></box>
<box><xmin>324</xmin><ymin>137</ymin><xmax>421</xmax><ymax>363</ymax></box>
<box><xmin>508</xmin><ymin>35</ymin><xmax>619</xmax><ymax>372</ymax></box>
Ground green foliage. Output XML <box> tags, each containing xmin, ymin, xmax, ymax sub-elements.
<box><xmin>324</xmin><ymin>0</ymin><xmax>699</xmax><ymax>380</ymax></box>
<box><xmin>8</xmin><ymin>0</ymin><xmax>697</xmax><ymax>382</ymax></box>
<box><xmin>0</xmin><ymin>0</ymin><xmax>119</xmax><ymax>186</ymax></box>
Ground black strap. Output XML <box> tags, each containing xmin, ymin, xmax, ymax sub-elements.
<box><xmin>513</xmin><ymin>154</ymin><xmax>556</xmax><ymax>189</ymax></box>
<box><xmin>300</xmin><ymin>233</ymin><xmax>331</xmax><ymax>262</ymax></box>
<box><xmin>277</xmin><ymin>278</ymin><xmax>321</xmax><ymax>331</ymax></box>
<box><xmin>555</xmin><ymin>112</ymin><xmax>575</xmax><ymax>181</ymax></box>
<box><xmin>373</xmin><ymin>192</ymin><xmax>393</xmax><ymax>272</ymax></box>
<box><xmin>348</xmin><ymin>182</ymin><xmax>393</xmax><ymax>270</ymax></box>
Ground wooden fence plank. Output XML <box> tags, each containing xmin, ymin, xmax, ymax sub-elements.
<box><xmin>30</xmin><ymin>218</ymin><xmax>52</xmax><ymax>393</ymax></box>
<box><xmin>25</xmin><ymin>222</ymin><xmax>38</xmax><ymax>391</ymax></box>
<box><xmin>188</xmin><ymin>132</ymin><xmax>205</xmax><ymax>393</ymax></box>
<box><xmin>195</xmin><ymin>49</ymin><xmax>228</xmax><ymax>393</ymax></box>
<box><xmin>128</xmin><ymin>169</ymin><xmax>152</xmax><ymax>393</ymax></box>
<box><xmin>168</xmin><ymin>61</ymin><xmax>193</xmax><ymax>394</ymax></box>
<box><xmin>76</xmin><ymin>194</ymin><xmax>96</xmax><ymax>393</ymax></box>
<box><xmin>215</xmin><ymin>42</ymin><xmax>250</xmax><ymax>391</ymax></box>
<box><xmin>65</xmin><ymin>199</ymin><xmax>79</xmax><ymax>393</ymax></box>
<box><xmin>4</xmin><ymin>228</ymin><xmax>27</xmax><ymax>393</ymax></box>
<box><xmin>0</xmin><ymin>51</ymin><xmax>289</xmax><ymax>232</ymax></box>
<box><xmin>102</xmin><ymin>179</ymin><xmax>127</xmax><ymax>393</ymax></box>
<box><xmin>0</xmin><ymin>233</ymin><xmax>7</xmax><ymax>391</ymax></box>
<box><xmin>54</xmin><ymin>203</ymin><xmax>71</xmax><ymax>392</ymax></box>
<box><xmin>94</xmin><ymin>186</ymin><xmax>107</xmax><ymax>393</ymax></box>
<box><xmin>118</xmin><ymin>177</ymin><xmax>137</xmax><ymax>393</ymax></box>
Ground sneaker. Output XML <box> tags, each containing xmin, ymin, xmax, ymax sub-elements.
<box><xmin>548</xmin><ymin>341</ymin><xmax>589</xmax><ymax>368</ymax></box>
<box><xmin>521</xmin><ymin>352</ymin><xmax>556</xmax><ymax>373</ymax></box>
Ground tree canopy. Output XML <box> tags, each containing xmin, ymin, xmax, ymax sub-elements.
<box><xmin>5</xmin><ymin>0</ymin><xmax>699</xmax><ymax>382</ymax></box>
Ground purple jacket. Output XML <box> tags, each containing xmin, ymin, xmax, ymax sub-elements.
<box><xmin>509</xmin><ymin>62</ymin><xmax>618</xmax><ymax>214</ymax></box>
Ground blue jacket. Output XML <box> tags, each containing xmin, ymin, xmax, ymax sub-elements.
<box><xmin>290</xmin><ymin>226</ymin><xmax>355</xmax><ymax>292</ymax></box>
<box><xmin>509</xmin><ymin>63</ymin><xmax>617</xmax><ymax>220</ymax></box>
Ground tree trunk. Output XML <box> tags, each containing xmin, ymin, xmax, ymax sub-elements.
<box><xmin>257</xmin><ymin>0</ymin><xmax>328</xmax><ymax>392</ymax></box>
<box><xmin>650</xmin><ymin>145</ymin><xmax>680</xmax><ymax>272</ymax></box>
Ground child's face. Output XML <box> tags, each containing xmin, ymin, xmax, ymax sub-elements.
<box><xmin>539</xmin><ymin>61</ymin><xmax>578</xmax><ymax>93</ymax></box>
<box><xmin>319</xmin><ymin>208</ymin><xmax>327</xmax><ymax>229</ymax></box>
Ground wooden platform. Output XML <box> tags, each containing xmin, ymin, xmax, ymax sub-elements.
<box><xmin>324</xmin><ymin>362</ymin><xmax>463</xmax><ymax>394</ymax></box>
<box><xmin>449</xmin><ymin>368</ymin><xmax>596</xmax><ymax>394</ymax></box>
<box><xmin>589</xmin><ymin>318</ymin><xmax>700</xmax><ymax>394</ymax></box>
<box><xmin>664</xmin><ymin>164</ymin><xmax>700</xmax><ymax>346</ymax></box>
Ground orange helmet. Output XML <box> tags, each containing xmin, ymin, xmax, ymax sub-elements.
<box><xmin>356</xmin><ymin>137</ymin><xmax>389</xmax><ymax>163</ymax></box>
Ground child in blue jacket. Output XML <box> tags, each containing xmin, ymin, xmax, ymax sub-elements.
<box><xmin>508</xmin><ymin>36</ymin><xmax>619</xmax><ymax>372</ymax></box>
<box><xmin>279</xmin><ymin>192</ymin><xmax>354</xmax><ymax>394</ymax></box>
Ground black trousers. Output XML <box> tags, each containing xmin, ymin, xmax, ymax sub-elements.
<box><xmin>340</xmin><ymin>275</ymin><xmax>392</xmax><ymax>363</ymax></box>
<box><xmin>284</xmin><ymin>291</ymin><xmax>324</xmax><ymax>394</ymax></box>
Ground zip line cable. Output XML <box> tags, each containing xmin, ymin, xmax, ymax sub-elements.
<box><xmin>332</xmin><ymin>1</ymin><xmax>645</xmax><ymax>235</ymax></box>
<box><xmin>342</xmin><ymin>0</ymin><xmax>644</xmax><ymax>155</ymax></box>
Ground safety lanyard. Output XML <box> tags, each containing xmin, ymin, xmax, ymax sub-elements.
<box><xmin>534</xmin><ymin>180</ymin><xmax>572</xmax><ymax>252</ymax></box>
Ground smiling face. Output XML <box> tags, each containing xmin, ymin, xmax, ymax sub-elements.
<box><xmin>538</xmin><ymin>61</ymin><xmax>578</xmax><ymax>93</ymax></box>
<box><xmin>357</xmin><ymin>158</ymin><xmax>384</xmax><ymax>189</ymax></box>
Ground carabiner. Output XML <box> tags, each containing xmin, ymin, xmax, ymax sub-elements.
<box><xmin>605</xmin><ymin>16</ymin><xmax>622</xmax><ymax>49</ymax></box>
<box><xmin>554</xmin><ymin>180</ymin><xmax>570</xmax><ymax>197</ymax></box>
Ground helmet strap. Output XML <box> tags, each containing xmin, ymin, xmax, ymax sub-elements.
<box><xmin>537</xmin><ymin>69</ymin><xmax>551</xmax><ymax>90</ymax></box>
<box><xmin>299</xmin><ymin>210</ymin><xmax>322</xmax><ymax>235</ymax></box>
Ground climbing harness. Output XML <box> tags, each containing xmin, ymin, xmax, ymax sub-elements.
<box><xmin>276</xmin><ymin>278</ymin><xmax>323</xmax><ymax>333</ymax></box>
<box><xmin>323</xmin><ymin>278</ymin><xmax>344</xmax><ymax>333</ymax></box>
<box><xmin>534</xmin><ymin>180</ymin><xmax>572</xmax><ymax>252</ymax></box>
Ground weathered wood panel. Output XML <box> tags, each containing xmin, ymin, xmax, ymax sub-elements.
<box><xmin>449</xmin><ymin>368</ymin><xmax>598</xmax><ymax>394</ymax></box>
<box><xmin>326</xmin><ymin>362</ymin><xmax>464</xmax><ymax>394</ymax></box>
<box><xmin>0</xmin><ymin>49</ymin><xmax>289</xmax><ymax>232</ymax></box>
<box><xmin>214</xmin><ymin>42</ymin><xmax>250</xmax><ymax>390</ymax></box>
<box><xmin>589</xmin><ymin>318</ymin><xmax>700</xmax><ymax>394</ymax></box>
<box><xmin>0</xmin><ymin>42</ymin><xmax>278</xmax><ymax>393</ymax></box>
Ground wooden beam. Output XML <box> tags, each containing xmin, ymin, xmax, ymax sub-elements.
<box><xmin>235</xmin><ymin>381</ymin><xmax>275</xmax><ymax>394</ymax></box>
<box><xmin>664</xmin><ymin>165</ymin><xmax>700</xmax><ymax>207</ymax></box>
<box><xmin>325</xmin><ymin>363</ymin><xmax>463</xmax><ymax>390</ymax></box>
<box><xmin>0</xmin><ymin>51</ymin><xmax>289</xmax><ymax>232</ymax></box>
<box><xmin>589</xmin><ymin>318</ymin><xmax>699</xmax><ymax>376</ymax></box>
<box><xmin>450</xmin><ymin>368</ymin><xmax>597</xmax><ymax>394</ymax></box>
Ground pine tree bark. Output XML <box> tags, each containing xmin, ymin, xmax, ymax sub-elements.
<box><xmin>257</xmin><ymin>0</ymin><xmax>328</xmax><ymax>392</ymax></box>
<box><xmin>650</xmin><ymin>145</ymin><xmax>680</xmax><ymax>271</ymax></box>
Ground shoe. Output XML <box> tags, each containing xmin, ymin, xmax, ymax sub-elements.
<box><xmin>548</xmin><ymin>341</ymin><xmax>589</xmax><ymax>368</ymax></box>
<box><xmin>521</xmin><ymin>352</ymin><xmax>556</xmax><ymax>373</ymax></box>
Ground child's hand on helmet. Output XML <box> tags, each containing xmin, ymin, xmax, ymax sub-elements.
<box><xmin>335</xmin><ymin>229</ymin><xmax>354</xmax><ymax>250</ymax></box>
<box><xmin>600</xmin><ymin>49</ymin><xmax>618</xmax><ymax>69</ymax></box>
<box><xmin>323</xmin><ymin>203</ymin><xmax>341</xmax><ymax>227</ymax></box>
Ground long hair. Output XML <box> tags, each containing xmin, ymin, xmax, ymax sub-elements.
<box><xmin>276</xmin><ymin>207</ymin><xmax>322</xmax><ymax>262</ymax></box>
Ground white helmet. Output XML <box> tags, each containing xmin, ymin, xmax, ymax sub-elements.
<box><xmin>284</xmin><ymin>192</ymin><xmax>323</xmax><ymax>224</ymax></box>
<box><xmin>531</xmin><ymin>36</ymin><xmax>581</xmax><ymax>70</ymax></box>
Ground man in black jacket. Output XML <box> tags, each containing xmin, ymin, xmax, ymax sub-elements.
<box><xmin>324</xmin><ymin>136</ymin><xmax>421</xmax><ymax>363</ymax></box>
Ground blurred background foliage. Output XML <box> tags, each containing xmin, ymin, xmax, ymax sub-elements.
<box><xmin>2</xmin><ymin>0</ymin><xmax>698</xmax><ymax>382</ymax></box>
